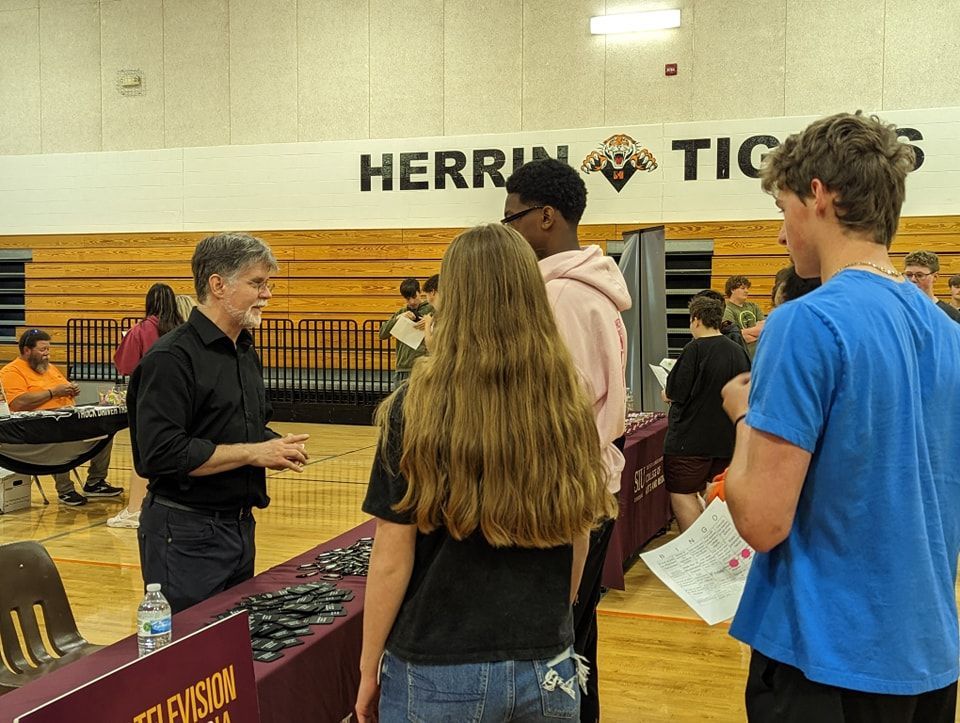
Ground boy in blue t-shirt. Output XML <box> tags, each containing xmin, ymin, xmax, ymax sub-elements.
<box><xmin>720</xmin><ymin>112</ymin><xmax>960</xmax><ymax>722</ymax></box>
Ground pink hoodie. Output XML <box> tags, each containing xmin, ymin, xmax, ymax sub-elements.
<box><xmin>539</xmin><ymin>245</ymin><xmax>632</xmax><ymax>493</ymax></box>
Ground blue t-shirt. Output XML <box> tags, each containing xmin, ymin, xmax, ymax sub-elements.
<box><xmin>729</xmin><ymin>270</ymin><xmax>960</xmax><ymax>695</ymax></box>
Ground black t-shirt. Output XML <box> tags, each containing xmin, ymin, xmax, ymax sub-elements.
<box><xmin>664</xmin><ymin>335</ymin><xmax>751</xmax><ymax>458</ymax></box>
<box><xmin>936</xmin><ymin>300</ymin><xmax>960</xmax><ymax>323</ymax></box>
<box><xmin>362</xmin><ymin>389</ymin><xmax>574</xmax><ymax>664</ymax></box>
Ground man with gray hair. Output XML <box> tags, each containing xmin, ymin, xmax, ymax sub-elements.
<box><xmin>128</xmin><ymin>232</ymin><xmax>310</xmax><ymax>612</ymax></box>
<box><xmin>903</xmin><ymin>250</ymin><xmax>960</xmax><ymax>322</ymax></box>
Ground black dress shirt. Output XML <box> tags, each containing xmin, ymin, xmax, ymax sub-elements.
<box><xmin>128</xmin><ymin>308</ymin><xmax>278</xmax><ymax>511</ymax></box>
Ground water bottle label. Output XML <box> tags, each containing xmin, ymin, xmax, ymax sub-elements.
<box><xmin>140</xmin><ymin>618</ymin><xmax>171</xmax><ymax>636</ymax></box>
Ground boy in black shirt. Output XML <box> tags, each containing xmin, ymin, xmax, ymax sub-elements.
<box><xmin>663</xmin><ymin>296</ymin><xmax>750</xmax><ymax>531</ymax></box>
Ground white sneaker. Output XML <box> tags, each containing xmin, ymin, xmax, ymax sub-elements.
<box><xmin>106</xmin><ymin>507</ymin><xmax>140</xmax><ymax>529</ymax></box>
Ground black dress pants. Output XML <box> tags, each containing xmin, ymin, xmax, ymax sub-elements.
<box><xmin>138</xmin><ymin>497</ymin><xmax>256</xmax><ymax>614</ymax></box>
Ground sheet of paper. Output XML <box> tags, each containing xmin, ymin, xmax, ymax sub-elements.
<box><xmin>639</xmin><ymin>499</ymin><xmax>754</xmax><ymax>625</ymax></box>
<box><xmin>649</xmin><ymin>363</ymin><xmax>669</xmax><ymax>391</ymax></box>
<box><xmin>659</xmin><ymin>357</ymin><xmax>677</xmax><ymax>372</ymax></box>
<box><xmin>389</xmin><ymin>315</ymin><xmax>425</xmax><ymax>350</ymax></box>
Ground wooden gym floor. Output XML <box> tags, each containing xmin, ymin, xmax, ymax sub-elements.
<box><xmin>1</xmin><ymin>422</ymin><xmax>957</xmax><ymax>722</ymax></box>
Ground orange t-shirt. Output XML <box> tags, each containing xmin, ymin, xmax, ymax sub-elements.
<box><xmin>0</xmin><ymin>357</ymin><xmax>73</xmax><ymax>411</ymax></box>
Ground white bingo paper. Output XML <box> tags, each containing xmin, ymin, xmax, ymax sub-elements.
<box><xmin>648</xmin><ymin>357</ymin><xmax>676</xmax><ymax>391</ymax></box>
<box><xmin>648</xmin><ymin>364</ymin><xmax>669</xmax><ymax>391</ymax></box>
<box><xmin>389</xmin><ymin>315</ymin><xmax>425</xmax><ymax>350</ymax></box>
<box><xmin>639</xmin><ymin>498</ymin><xmax>754</xmax><ymax>625</ymax></box>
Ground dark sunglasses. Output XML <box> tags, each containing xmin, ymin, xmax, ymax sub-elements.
<box><xmin>500</xmin><ymin>205</ymin><xmax>545</xmax><ymax>225</ymax></box>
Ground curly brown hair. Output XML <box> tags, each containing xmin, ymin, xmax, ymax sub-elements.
<box><xmin>724</xmin><ymin>275</ymin><xmax>751</xmax><ymax>297</ymax></box>
<box><xmin>760</xmin><ymin>112</ymin><xmax>915</xmax><ymax>248</ymax></box>
<box><xmin>903</xmin><ymin>250</ymin><xmax>940</xmax><ymax>273</ymax></box>
<box><xmin>689</xmin><ymin>296</ymin><xmax>723</xmax><ymax>329</ymax></box>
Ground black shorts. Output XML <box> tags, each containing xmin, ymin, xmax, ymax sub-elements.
<box><xmin>663</xmin><ymin>455</ymin><xmax>729</xmax><ymax>494</ymax></box>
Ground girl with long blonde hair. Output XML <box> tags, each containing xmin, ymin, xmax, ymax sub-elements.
<box><xmin>356</xmin><ymin>224</ymin><xmax>616</xmax><ymax>722</ymax></box>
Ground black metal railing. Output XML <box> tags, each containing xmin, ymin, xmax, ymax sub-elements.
<box><xmin>65</xmin><ymin>316</ymin><xmax>399</xmax><ymax>411</ymax></box>
<box><xmin>67</xmin><ymin>319</ymin><xmax>122</xmax><ymax>382</ymax></box>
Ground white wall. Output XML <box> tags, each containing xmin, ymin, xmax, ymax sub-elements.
<box><xmin>1</xmin><ymin>0</ymin><xmax>959</xmax><ymax>154</ymax></box>
<box><xmin>1</xmin><ymin>107</ymin><xmax>956</xmax><ymax>233</ymax></box>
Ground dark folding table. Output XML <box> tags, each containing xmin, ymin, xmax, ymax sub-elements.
<box><xmin>0</xmin><ymin>406</ymin><xmax>128</xmax><ymax>505</ymax></box>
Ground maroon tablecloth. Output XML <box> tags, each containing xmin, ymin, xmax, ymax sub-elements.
<box><xmin>601</xmin><ymin>418</ymin><xmax>670</xmax><ymax>590</ymax></box>
<box><xmin>0</xmin><ymin>519</ymin><xmax>375</xmax><ymax>723</ymax></box>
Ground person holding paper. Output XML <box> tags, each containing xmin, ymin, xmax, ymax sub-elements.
<box><xmin>378</xmin><ymin>277</ymin><xmax>435</xmax><ymax>385</ymax></box>
<box><xmin>721</xmin><ymin>113</ymin><xmax>960</xmax><ymax>722</ymax></box>
<box><xmin>662</xmin><ymin>297</ymin><xmax>749</xmax><ymax>532</ymax></box>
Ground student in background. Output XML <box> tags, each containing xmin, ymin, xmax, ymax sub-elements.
<box><xmin>949</xmin><ymin>274</ymin><xmax>960</xmax><ymax>311</ymax></box>
<box><xmin>723</xmin><ymin>275</ymin><xmax>765</xmax><ymax>358</ymax></box>
<box><xmin>902</xmin><ymin>250</ymin><xmax>960</xmax><ymax>322</ymax></box>
<box><xmin>108</xmin><ymin>283</ymin><xmax>187</xmax><ymax>529</ymax></box>
<box><xmin>113</xmin><ymin>284</ymin><xmax>184</xmax><ymax>377</ymax></box>
<box><xmin>356</xmin><ymin>224</ymin><xmax>614</xmax><ymax>722</ymax></box>
<box><xmin>378</xmin><ymin>278</ymin><xmax>435</xmax><ymax>385</ymax></box>
<box><xmin>773</xmin><ymin>266</ymin><xmax>821</xmax><ymax>309</ymax></box>
<box><xmin>662</xmin><ymin>296</ymin><xmax>749</xmax><ymax>531</ymax></box>
<box><xmin>175</xmin><ymin>294</ymin><xmax>197</xmax><ymax>324</ymax></box>
<box><xmin>423</xmin><ymin>274</ymin><xmax>439</xmax><ymax>306</ymax></box>
<box><xmin>694</xmin><ymin>289</ymin><xmax>749</xmax><ymax>356</ymax></box>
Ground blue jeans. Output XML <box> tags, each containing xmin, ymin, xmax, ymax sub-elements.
<box><xmin>379</xmin><ymin>647</ymin><xmax>582</xmax><ymax>722</ymax></box>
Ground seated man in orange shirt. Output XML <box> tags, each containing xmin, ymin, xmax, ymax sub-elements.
<box><xmin>0</xmin><ymin>329</ymin><xmax>120</xmax><ymax>506</ymax></box>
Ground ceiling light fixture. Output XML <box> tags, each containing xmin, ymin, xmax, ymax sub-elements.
<box><xmin>590</xmin><ymin>9</ymin><xmax>681</xmax><ymax>34</ymax></box>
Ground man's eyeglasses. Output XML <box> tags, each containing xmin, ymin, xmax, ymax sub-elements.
<box><xmin>500</xmin><ymin>205</ymin><xmax>545</xmax><ymax>225</ymax></box>
<box><xmin>247</xmin><ymin>280</ymin><xmax>275</xmax><ymax>293</ymax></box>
<box><xmin>903</xmin><ymin>271</ymin><xmax>934</xmax><ymax>281</ymax></box>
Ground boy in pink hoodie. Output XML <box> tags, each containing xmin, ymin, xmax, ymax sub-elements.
<box><xmin>504</xmin><ymin>158</ymin><xmax>631</xmax><ymax>723</ymax></box>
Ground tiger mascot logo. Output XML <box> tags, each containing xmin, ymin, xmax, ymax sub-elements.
<box><xmin>581</xmin><ymin>134</ymin><xmax>658</xmax><ymax>192</ymax></box>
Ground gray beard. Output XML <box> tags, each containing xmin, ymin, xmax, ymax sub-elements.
<box><xmin>224</xmin><ymin>300</ymin><xmax>264</xmax><ymax>330</ymax></box>
<box><xmin>30</xmin><ymin>359</ymin><xmax>49</xmax><ymax>374</ymax></box>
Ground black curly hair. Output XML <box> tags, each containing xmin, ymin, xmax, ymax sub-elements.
<box><xmin>505</xmin><ymin>158</ymin><xmax>587</xmax><ymax>225</ymax></box>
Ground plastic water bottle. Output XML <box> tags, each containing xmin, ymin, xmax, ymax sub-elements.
<box><xmin>137</xmin><ymin>583</ymin><xmax>172</xmax><ymax>657</ymax></box>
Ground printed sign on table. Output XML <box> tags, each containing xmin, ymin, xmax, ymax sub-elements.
<box><xmin>16</xmin><ymin>613</ymin><xmax>260</xmax><ymax>723</ymax></box>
